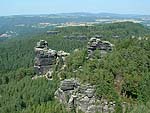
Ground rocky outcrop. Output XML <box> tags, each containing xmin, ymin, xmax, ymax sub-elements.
<box><xmin>33</xmin><ymin>39</ymin><xmax>126</xmax><ymax>113</ymax></box>
<box><xmin>34</xmin><ymin>40</ymin><xmax>57</xmax><ymax>75</ymax></box>
<box><xmin>55</xmin><ymin>78</ymin><xmax>116</xmax><ymax>113</ymax></box>
<box><xmin>34</xmin><ymin>38</ymin><xmax>113</xmax><ymax>76</ymax></box>
<box><xmin>87</xmin><ymin>37</ymin><xmax>114</xmax><ymax>58</ymax></box>
<box><xmin>54</xmin><ymin>38</ymin><xmax>115</xmax><ymax>112</ymax></box>
<box><xmin>34</xmin><ymin>40</ymin><xmax>69</xmax><ymax>78</ymax></box>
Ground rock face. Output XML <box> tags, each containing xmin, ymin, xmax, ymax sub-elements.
<box><xmin>87</xmin><ymin>37</ymin><xmax>114</xmax><ymax>58</ymax></box>
<box><xmin>55</xmin><ymin>78</ymin><xmax>115</xmax><ymax>113</ymax></box>
<box><xmin>34</xmin><ymin>40</ymin><xmax>57</xmax><ymax>75</ymax></box>
<box><xmin>34</xmin><ymin>40</ymin><xmax>69</xmax><ymax>77</ymax></box>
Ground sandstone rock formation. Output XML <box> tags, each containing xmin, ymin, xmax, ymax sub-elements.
<box><xmin>87</xmin><ymin>37</ymin><xmax>114</xmax><ymax>58</ymax></box>
<box><xmin>55</xmin><ymin>78</ymin><xmax>116</xmax><ymax>113</ymax></box>
<box><xmin>34</xmin><ymin>40</ymin><xmax>57</xmax><ymax>75</ymax></box>
<box><xmin>33</xmin><ymin>39</ymin><xmax>125</xmax><ymax>113</ymax></box>
<box><xmin>34</xmin><ymin>40</ymin><xmax>69</xmax><ymax>79</ymax></box>
<box><xmin>34</xmin><ymin>38</ymin><xmax>113</xmax><ymax>76</ymax></box>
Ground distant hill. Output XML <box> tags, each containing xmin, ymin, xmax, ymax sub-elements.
<box><xmin>0</xmin><ymin>13</ymin><xmax>150</xmax><ymax>40</ymax></box>
<box><xmin>57</xmin><ymin>12</ymin><xmax>148</xmax><ymax>18</ymax></box>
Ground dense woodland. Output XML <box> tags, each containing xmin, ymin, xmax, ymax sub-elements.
<box><xmin>0</xmin><ymin>22</ymin><xmax>150</xmax><ymax>113</ymax></box>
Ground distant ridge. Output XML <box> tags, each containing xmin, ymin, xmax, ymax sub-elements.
<box><xmin>1</xmin><ymin>12</ymin><xmax>150</xmax><ymax>18</ymax></box>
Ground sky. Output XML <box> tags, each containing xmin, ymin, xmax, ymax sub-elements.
<box><xmin>1</xmin><ymin>0</ymin><xmax>150</xmax><ymax>16</ymax></box>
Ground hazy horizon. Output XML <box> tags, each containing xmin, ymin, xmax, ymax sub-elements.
<box><xmin>1</xmin><ymin>12</ymin><xmax>150</xmax><ymax>17</ymax></box>
<box><xmin>1</xmin><ymin>0</ymin><xmax>150</xmax><ymax>16</ymax></box>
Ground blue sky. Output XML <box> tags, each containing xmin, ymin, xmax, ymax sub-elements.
<box><xmin>1</xmin><ymin>0</ymin><xmax>150</xmax><ymax>16</ymax></box>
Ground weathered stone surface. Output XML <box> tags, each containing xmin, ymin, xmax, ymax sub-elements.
<box><xmin>55</xmin><ymin>78</ymin><xmax>116</xmax><ymax>113</ymax></box>
<box><xmin>34</xmin><ymin>40</ymin><xmax>70</xmax><ymax>77</ymax></box>
<box><xmin>34</xmin><ymin>40</ymin><xmax>57</xmax><ymax>75</ymax></box>
<box><xmin>36</xmin><ymin>40</ymin><xmax>48</xmax><ymax>48</ymax></box>
<box><xmin>60</xmin><ymin>79</ymin><xmax>79</xmax><ymax>91</ymax></box>
<box><xmin>87</xmin><ymin>37</ymin><xmax>114</xmax><ymax>58</ymax></box>
<box><xmin>34</xmin><ymin>65</ymin><xmax>52</xmax><ymax>75</ymax></box>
